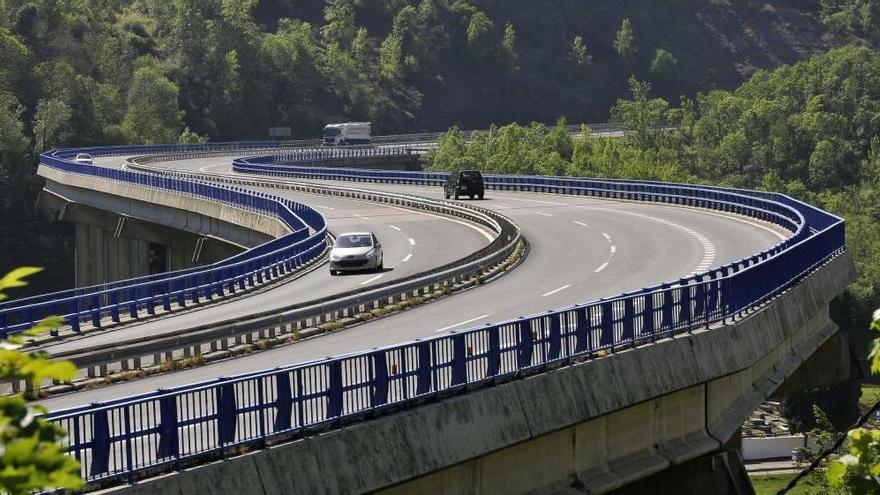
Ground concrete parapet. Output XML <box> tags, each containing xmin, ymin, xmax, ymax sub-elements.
<box><xmin>104</xmin><ymin>253</ymin><xmax>856</xmax><ymax>495</ymax></box>
<box><xmin>39</xmin><ymin>165</ymin><xmax>287</xmax><ymax>246</ymax></box>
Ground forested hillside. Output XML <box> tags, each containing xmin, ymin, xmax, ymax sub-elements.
<box><xmin>0</xmin><ymin>0</ymin><xmax>876</xmax><ymax>293</ymax></box>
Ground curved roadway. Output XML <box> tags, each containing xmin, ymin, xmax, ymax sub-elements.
<box><xmin>39</xmin><ymin>154</ymin><xmax>788</xmax><ymax>410</ymax></box>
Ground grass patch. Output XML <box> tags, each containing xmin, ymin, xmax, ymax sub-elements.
<box><xmin>750</xmin><ymin>473</ymin><xmax>829</xmax><ymax>495</ymax></box>
<box><xmin>861</xmin><ymin>383</ymin><xmax>880</xmax><ymax>407</ymax></box>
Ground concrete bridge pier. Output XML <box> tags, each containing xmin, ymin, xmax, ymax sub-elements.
<box><xmin>40</xmin><ymin>193</ymin><xmax>242</xmax><ymax>287</ymax></box>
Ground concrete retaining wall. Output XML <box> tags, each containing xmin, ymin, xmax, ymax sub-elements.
<box><xmin>105</xmin><ymin>253</ymin><xmax>856</xmax><ymax>495</ymax></box>
<box><xmin>742</xmin><ymin>436</ymin><xmax>818</xmax><ymax>461</ymax></box>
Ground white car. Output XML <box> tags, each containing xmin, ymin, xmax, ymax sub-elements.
<box><xmin>329</xmin><ymin>232</ymin><xmax>383</xmax><ymax>275</ymax></box>
<box><xmin>74</xmin><ymin>153</ymin><xmax>93</xmax><ymax>165</ymax></box>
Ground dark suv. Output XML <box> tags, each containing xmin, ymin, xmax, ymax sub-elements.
<box><xmin>444</xmin><ymin>170</ymin><xmax>485</xmax><ymax>200</ymax></box>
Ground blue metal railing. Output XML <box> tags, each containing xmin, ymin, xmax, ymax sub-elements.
<box><xmin>45</xmin><ymin>151</ymin><xmax>844</xmax><ymax>489</ymax></box>
<box><xmin>0</xmin><ymin>150</ymin><xmax>328</xmax><ymax>337</ymax></box>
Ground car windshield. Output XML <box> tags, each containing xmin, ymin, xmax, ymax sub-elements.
<box><xmin>460</xmin><ymin>171</ymin><xmax>481</xmax><ymax>180</ymax></box>
<box><xmin>324</xmin><ymin>128</ymin><xmax>341</xmax><ymax>137</ymax></box>
<box><xmin>76</xmin><ymin>154</ymin><xmax>91</xmax><ymax>160</ymax></box>
<box><xmin>335</xmin><ymin>234</ymin><xmax>372</xmax><ymax>248</ymax></box>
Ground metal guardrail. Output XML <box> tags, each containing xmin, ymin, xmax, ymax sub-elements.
<box><xmin>45</xmin><ymin>170</ymin><xmax>522</xmax><ymax>380</ymax></box>
<box><xmin>0</xmin><ymin>153</ymin><xmax>328</xmax><ymax>338</ymax></box>
<box><xmin>44</xmin><ymin>149</ymin><xmax>844</xmax><ymax>489</ymax></box>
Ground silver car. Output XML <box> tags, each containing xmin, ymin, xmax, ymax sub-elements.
<box><xmin>74</xmin><ymin>153</ymin><xmax>93</xmax><ymax>165</ymax></box>
<box><xmin>329</xmin><ymin>232</ymin><xmax>384</xmax><ymax>275</ymax></box>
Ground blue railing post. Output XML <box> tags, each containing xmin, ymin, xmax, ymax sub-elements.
<box><xmin>326</xmin><ymin>360</ymin><xmax>343</xmax><ymax>419</ymax></box>
<box><xmin>599</xmin><ymin>301</ymin><xmax>613</xmax><ymax>349</ymax></box>
<box><xmin>90</xmin><ymin>409</ymin><xmax>111</xmax><ymax>476</ymax></box>
<box><xmin>157</xmin><ymin>396</ymin><xmax>179</xmax><ymax>460</ymax></box>
<box><xmin>371</xmin><ymin>350</ymin><xmax>389</xmax><ymax>406</ymax></box>
<box><xmin>451</xmin><ymin>333</ymin><xmax>467</xmax><ymax>386</ymax></box>
<box><xmin>273</xmin><ymin>371</ymin><xmax>292</xmax><ymax>431</ymax></box>
<box><xmin>487</xmin><ymin>327</ymin><xmax>501</xmax><ymax>377</ymax></box>
<box><xmin>548</xmin><ymin>313</ymin><xmax>561</xmax><ymax>361</ymax></box>
<box><xmin>416</xmin><ymin>340</ymin><xmax>432</xmax><ymax>395</ymax></box>
<box><xmin>217</xmin><ymin>383</ymin><xmax>237</xmax><ymax>445</ymax></box>
<box><xmin>574</xmin><ymin>307</ymin><xmax>589</xmax><ymax>353</ymax></box>
<box><xmin>517</xmin><ymin>319</ymin><xmax>533</xmax><ymax>369</ymax></box>
<box><xmin>622</xmin><ymin>298</ymin><xmax>635</xmax><ymax>346</ymax></box>
<box><xmin>661</xmin><ymin>284</ymin><xmax>673</xmax><ymax>333</ymax></box>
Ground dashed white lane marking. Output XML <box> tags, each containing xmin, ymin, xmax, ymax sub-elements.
<box><xmin>535</xmin><ymin>212</ymin><xmax>554</xmax><ymax>217</ymax></box>
<box><xmin>408</xmin><ymin>238</ymin><xmax>416</xmax><ymax>246</ymax></box>
<box><xmin>541</xmin><ymin>284</ymin><xmax>572</xmax><ymax>297</ymax></box>
<box><xmin>573</xmin><ymin>221</ymin><xmax>588</xmax><ymax>227</ymax></box>
<box><xmin>353</xmin><ymin>213</ymin><xmax>371</xmax><ymax>220</ymax></box>
<box><xmin>434</xmin><ymin>314</ymin><xmax>494</xmax><ymax>333</ymax></box>
<box><xmin>386</xmin><ymin>204</ymin><xmax>495</xmax><ymax>242</ymax></box>
<box><xmin>603</xmin><ymin>209</ymin><xmax>716</xmax><ymax>277</ymax></box>
<box><xmin>388</xmin><ymin>225</ymin><xmax>402</xmax><ymax>231</ymax></box>
<box><xmin>505</xmin><ymin>197</ymin><xmax>564</xmax><ymax>206</ymax></box>
<box><xmin>360</xmin><ymin>274</ymin><xmax>384</xmax><ymax>285</ymax></box>
<box><xmin>314</xmin><ymin>205</ymin><xmax>335</xmax><ymax>210</ymax></box>
<box><xmin>402</xmin><ymin>254</ymin><xmax>412</xmax><ymax>262</ymax></box>
<box><xmin>199</xmin><ymin>162</ymin><xmax>230</xmax><ymax>173</ymax></box>
<box><xmin>592</xmin><ymin>232</ymin><xmax>616</xmax><ymax>273</ymax></box>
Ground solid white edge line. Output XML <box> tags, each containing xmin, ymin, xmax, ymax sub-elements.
<box><xmin>389</xmin><ymin>225</ymin><xmax>402</xmax><ymax>231</ymax></box>
<box><xmin>535</xmin><ymin>212</ymin><xmax>553</xmax><ymax>217</ymax></box>
<box><xmin>434</xmin><ymin>313</ymin><xmax>494</xmax><ymax>333</ymax></box>
<box><xmin>541</xmin><ymin>284</ymin><xmax>572</xmax><ymax>297</ymax></box>
<box><xmin>594</xmin><ymin>262</ymin><xmax>609</xmax><ymax>273</ymax></box>
<box><xmin>360</xmin><ymin>274</ymin><xmax>385</xmax><ymax>285</ymax></box>
<box><xmin>402</xmin><ymin>254</ymin><xmax>412</xmax><ymax>262</ymax></box>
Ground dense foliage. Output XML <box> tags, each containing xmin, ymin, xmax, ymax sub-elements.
<box><xmin>428</xmin><ymin>46</ymin><xmax>880</xmax><ymax>426</ymax></box>
<box><xmin>0</xmin><ymin>268</ymin><xmax>80</xmax><ymax>494</ymax></box>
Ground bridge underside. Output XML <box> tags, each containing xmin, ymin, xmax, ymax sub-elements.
<box><xmin>37</xmin><ymin>171</ymin><xmax>281</xmax><ymax>287</ymax></box>
<box><xmin>104</xmin><ymin>251</ymin><xmax>856</xmax><ymax>495</ymax></box>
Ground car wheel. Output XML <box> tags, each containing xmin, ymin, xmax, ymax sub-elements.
<box><xmin>469</xmin><ymin>194</ymin><xmax>474</xmax><ymax>199</ymax></box>
<box><xmin>377</xmin><ymin>259</ymin><xmax>383</xmax><ymax>271</ymax></box>
<box><xmin>444</xmin><ymin>193</ymin><xmax>450</xmax><ymax>199</ymax></box>
<box><xmin>478</xmin><ymin>193</ymin><xmax>484</xmax><ymax>200</ymax></box>
<box><xmin>454</xmin><ymin>192</ymin><xmax>459</xmax><ymax>200</ymax></box>
<box><xmin>330</xmin><ymin>269</ymin><xmax>337</xmax><ymax>276</ymax></box>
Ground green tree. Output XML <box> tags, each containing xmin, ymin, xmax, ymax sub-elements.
<box><xmin>0</xmin><ymin>267</ymin><xmax>81</xmax><ymax>494</ymax></box>
<box><xmin>569</xmin><ymin>35</ymin><xmax>592</xmax><ymax>71</ymax></box>
<box><xmin>613</xmin><ymin>18</ymin><xmax>637</xmax><ymax>64</ymax></box>
<box><xmin>500</xmin><ymin>21</ymin><xmax>517</xmax><ymax>69</ymax></box>
<box><xmin>379</xmin><ymin>31</ymin><xmax>403</xmax><ymax>81</ymax></box>
<box><xmin>650</xmin><ymin>48</ymin><xmax>678</xmax><ymax>84</ymax></box>
<box><xmin>121</xmin><ymin>64</ymin><xmax>184</xmax><ymax>144</ymax></box>
<box><xmin>33</xmin><ymin>98</ymin><xmax>72</xmax><ymax>151</ymax></box>
<box><xmin>466</xmin><ymin>10</ymin><xmax>492</xmax><ymax>50</ymax></box>
<box><xmin>610</xmin><ymin>77</ymin><xmax>673</xmax><ymax>151</ymax></box>
<box><xmin>321</xmin><ymin>0</ymin><xmax>359</xmax><ymax>47</ymax></box>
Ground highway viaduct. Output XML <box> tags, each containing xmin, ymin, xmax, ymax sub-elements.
<box><xmin>8</xmin><ymin>137</ymin><xmax>858</xmax><ymax>494</ymax></box>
